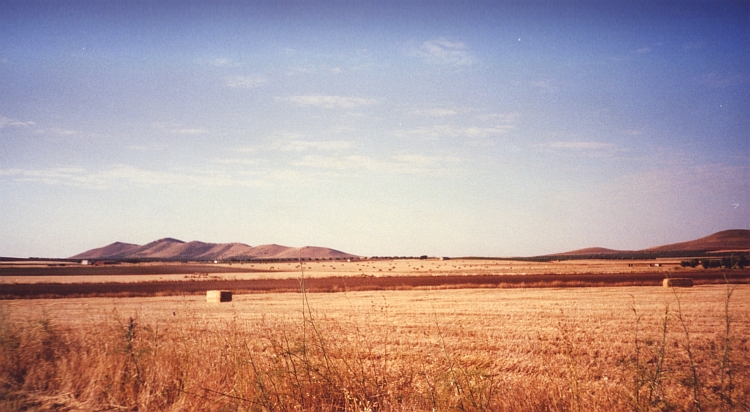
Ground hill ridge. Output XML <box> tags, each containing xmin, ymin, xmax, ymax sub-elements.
<box><xmin>555</xmin><ymin>229</ymin><xmax>749</xmax><ymax>256</ymax></box>
<box><xmin>71</xmin><ymin>238</ymin><xmax>357</xmax><ymax>260</ymax></box>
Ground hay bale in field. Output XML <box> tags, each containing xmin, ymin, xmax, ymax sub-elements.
<box><xmin>663</xmin><ymin>278</ymin><xmax>693</xmax><ymax>288</ymax></box>
<box><xmin>206</xmin><ymin>290</ymin><xmax>232</xmax><ymax>302</ymax></box>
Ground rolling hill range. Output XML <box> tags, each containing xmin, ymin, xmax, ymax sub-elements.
<box><xmin>70</xmin><ymin>238</ymin><xmax>358</xmax><ymax>261</ymax></box>
<box><xmin>556</xmin><ymin>229</ymin><xmax>750</xmax><ymax>256</ymax></box>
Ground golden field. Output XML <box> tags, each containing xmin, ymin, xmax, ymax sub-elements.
<box><xmin>0</xmin><ymin>257</ymin><xmax>691</xmax><ymax>284</ymax></box>
<box><xmin>1</xmin><ymin>283</ymin><xmax>748</xmax><ymax>411</ymax></box>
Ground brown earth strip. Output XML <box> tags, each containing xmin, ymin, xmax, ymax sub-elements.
<box><xmin>0</xmin><ymin>264</ymin><xmax>262</xmax><ymax>277</ymax></box>
<box><xmin>2</xmin><ymin>270</ymin><xmax>748</xmax><ymax>299</ymax></box>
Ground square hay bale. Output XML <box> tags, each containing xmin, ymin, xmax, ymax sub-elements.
<box><xmin>207</xmin><ymin>290</ymin><xmax>232</xmax><ymax>303</ymax></box>
<box><xmin>663</xmin><ymin>278</ymin><xmax>693</xmax><ymax>288</ymax></box>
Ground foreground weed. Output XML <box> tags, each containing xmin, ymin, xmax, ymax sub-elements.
<box><xmin>671</xmin><ymin>289</ymin><xmax>702</xmax><ymax>411</ymax></box>
<box><xmin>717</xmin><ymin>277</ymin><xmax>737</xmax><ymax>411</ymax></box>
<box><xmin>629</xmin><ymin>297</ymin><xmax>671</xmax><ymax>411</ymax></box>
<box><xmin>557</xmin><ymin>310</ymin><xmax>583</xmax><ymax>412</ymax></box>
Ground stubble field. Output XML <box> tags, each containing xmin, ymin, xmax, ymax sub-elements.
<box><xmin>2</xmin><ymin>283</ymin><xmax>748</xmax><ymax>411</ymax></box>
<box><xmin>0</xmin><ymin>258</ymin><xmax>695</xmax><ymax>284</ymax></box>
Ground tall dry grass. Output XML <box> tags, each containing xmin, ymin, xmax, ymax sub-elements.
<box><xmin>1</xmin><ymin>285</ymin><xmax>748</xmax><ymax>411</ymax></box>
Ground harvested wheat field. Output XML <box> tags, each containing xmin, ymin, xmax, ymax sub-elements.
<box><xmin>0</xmin><ymin>258</ymin><xmax>693</xmax><ymax>285</ymax></box>
<box><xmin>1</xmin><ymin>284</ymin><xmax>748</xmax><ymax>411</ymax></box>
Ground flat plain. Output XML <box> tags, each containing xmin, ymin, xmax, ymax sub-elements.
<box><xmin>0</xmin><ymin>258</ymin><xmax>692</xmax><ymax>284</ymax></box>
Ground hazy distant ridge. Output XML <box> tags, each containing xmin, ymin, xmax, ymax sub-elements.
<box><xmin>557</xmin><ymin>229</ymin><xmax>750</xmax><ymax>256</ymax></box>
<box><xmin>71</xmin><ymin>238</ymin><xmax>357</xmax><ymax>260</ymax></box>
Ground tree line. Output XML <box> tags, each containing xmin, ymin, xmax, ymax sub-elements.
<box><xmin>680</xmin><ymin>255</ymin><xmax>749</xmax><ymax>269</ymax></box>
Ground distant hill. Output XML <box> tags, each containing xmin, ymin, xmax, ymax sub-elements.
<box><xmin>555</xmin><ymin>229</ymin><xmax>750</xmax><ymax>256</ymax></box>
<box><xmin>556</xmin><ymin>247</ymin><xmax>632</xmax><ymax>256</ymax></box>
<box><xmin>643</xmin><ymin>229</ymin><xmax>750</xmax><ymax>253</ymax></box>
<box><xmin>71</xmin><ymin>238</ymin><xmax>358</xmax><ymax>261</ymax></box>
<box><xmin>74</xmin><ymin>241</ymin><xmax>140</xmax><ymax>258</ymax></box>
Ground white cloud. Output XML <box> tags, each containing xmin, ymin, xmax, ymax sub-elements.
<box><xmin>417</xmin><ymin>38</ymin><xmax>476</xmax><ymax>66</ymax></box>
<box><xmin>0</xmin><ymin>165</ymin><xmax>266</xmax><ymax>189</ymax></box>
<box><xmin>210</xmin><ymin>158</ymin><xmax>262</xmax><ymax>166</ymax></box>
<box><xmin>225</xmin><ymin>75</ymin><xmax>266</xmax><ymax>89</ymax></box>
<box><xmin>152</xmin><ymin>123</ymin><xmax>209</xmax><ymax>135</ymax></box>
<box><xmin>128</xmin><ymin>143</ymin><xmax>168</xmax><ymax>151</ymax></box>
<box><xmin>211</xmin><ymin>58</ymin><xmax>240</xmax><ymax>67</ymax></box>
<box><xmin>285</xmin><ymin>67</ymin><xmax>314</xmax><ymax>76</ymax></box>
<box><xmin>396</xmin><ymin>124</ymin><xmax>514</xmax><ymax>140</ymax></box>
<box><xmin>294</xmin><ymin>153</ymin><xmax>462</xmax><ymax>176</ymax></box>
<box><xmin>0</xmin><ymin>116</ymin><xmax>36</xmax><ymax>128</ymax></box>
<box><xmin>476</xmin><ymin>111</ymin><xmax>521</xmax><ymax>123</ymax></box>
<box><xmin>172</xmin><ymin>128</ymin><xmax>209</xmax><ymax>135</ymax></box>
<box><xmin>535</xmin><ymin>140</ymin><xmax>623</xmax><ymax>158</ymax></box>
<box><xmin>535</xmin><ymin>140</ymin><xmax>622</xmax><ymax>157</ymax></box>
<box><xmin>280</xmin><ymin>95</ymin><xmax>377</xmax><ymax>109</ymax></box>
<box><xmin>546</xmin><ymin>141</ymin><xmax>616</xmax><ymax>150</ymax></box>
<box><xmin>412</xmin><ymin>108</ymin><xmax>460</xmax><ymax>117</ymax></box>
<box><xmin>273</xmin><ymin>140</ymin><xmax>353</xmax><ymax>152</ymax></box>
<box><xmin>237</xmin><ymin>133</ymin><xmax>354</xmax><ymax>153</ymax></box>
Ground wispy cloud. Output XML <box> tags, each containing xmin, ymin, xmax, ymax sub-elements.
<box><xmin>294</xmin><ymin>153</ymin><xmax>463</xmax><ymax>176</ymax></box>
<box><xmin>412</xmin><ymin>108</ymin><xmax>461</xmax><ymax>117</ymax></box>
<box><xmin>237</xmin><ymin>133</ymin><xmax>354</xmax><ymax>153</ymax></box>
<box><xmin>225</xmin><ymin>75</ymin><xmax>266</xmax><ymax>88</ymax></box>
<box><xmin>546</xmin><ymin>141</ymin><xmax>616</xmax><ymax>150</ymax></box>
<box><xmin>396</xmin><ymin>124</ymin><xmax>514</xmax><ymax>141</ymax></box>
<box><xmin>47</xmin><ymin>128</ymin><xmax>77</xmax><ymax>137</ymax></box>
<box><xmin>0</xmin><ymin>116</ymin><xmax>82</xmax><ymax>141</ymax></box>
<box><xmin>416</xmin><ymin>38</ymin><xmax>476</xmax><ymax>66</ymax></box>
<box><xmin>273</xmin><ymin>140</ymin><xmax>353</xmax><ymax>151</ymax></box>
<box><xmin>152</xmin><ymin>123</ymin><xmax>209</xmax><ymax>135</ymax></box>
<box><xmin>0</xmin><ymin>116</ymin><xmax>36</xmax><ymax>128</ymax></box>
<box><xmin>211</xmin><ymin>57</ymin><xmax>240</xmax><ymax>67</ymax></box>
<box><xmin>172</xmin><ymin>128</ymin><xmax>209</xmax><ymax>135</ymax></box>
<box><xmin>474</xmin><ymin>111</ymin><xmax>521</xmax><ymax>123</ymax></box>
<box><xmin>0</xmin><ymin>165</ymin><xmax>266</xmax><ymax>189</ymax></box>
<box><xmin>280</xmin><ymin>95</ymin><xmax>377</xmax><ymax>109</ymax></box>
<box><xmin>128</xmin><ymin>143</ymin><xmax>168</xmax><ymax>151</ymax></box>
<box><xmin>285</xmin><ymin>66</ymin><xmax>315</xmax><ymax>76</ymax></box>
<box><xmin>697</xmin><ymin>72</ymin><xmax>745</xmax><ymax>89</ymax></box>
<box><xmin>606</xmin><ymin>163</ymin><xmax>750</xmax><ymax>205</ymax></box>
<box><xmin>536</xmin><ymin>140</ymin><xmax>621</xmax><ymax>157</ymax></box>
<box><xmin>210</xmin><ymin>158</ymin><xmax>262</xmax><ymax>166</ymax></box>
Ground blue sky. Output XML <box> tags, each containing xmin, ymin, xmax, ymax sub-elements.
<box><xmin>1</xmin><ymin>1</ymin><xmax>748</xmax><ymax>258</ymax></box>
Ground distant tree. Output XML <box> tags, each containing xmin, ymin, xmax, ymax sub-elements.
<box><xmin>736</xmin><ymin>255</ymin><xmax>749</xmax><ymax>269</ymax></box>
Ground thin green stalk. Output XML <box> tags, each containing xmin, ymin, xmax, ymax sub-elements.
<box><xmin>630</xmin><ymin>295</ymin><xmax>643</xmax><ymax>411</ymax></box>
<box><xmin>431</xmin><ymin>307</ymin><xmax>467</xmax><ymax>411</ymax></box>
<box><xmin>672</xmin><ymin>289</ymin><xmax>701</xmax><ymax>411</ymax></box>
<box><xmin>719</xmin><ymin>274</ymin><xmax>736</xmax><ymax>411</ymax></box>
<box><xmin>647</xmin><ymin>302</ymin><xmax>669</xmax><ymax>408</ymax></box>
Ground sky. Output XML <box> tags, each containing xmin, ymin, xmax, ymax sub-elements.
<box><xmin>1</xmin><ymin>1</ymin><xmax>748</xmax><ymax>258</ymax></box>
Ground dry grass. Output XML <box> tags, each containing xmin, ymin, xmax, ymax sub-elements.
<box><xmin>1</xmin><ymin>285</ymin><xmax>748</xmax><ymax>411</ymax></box>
